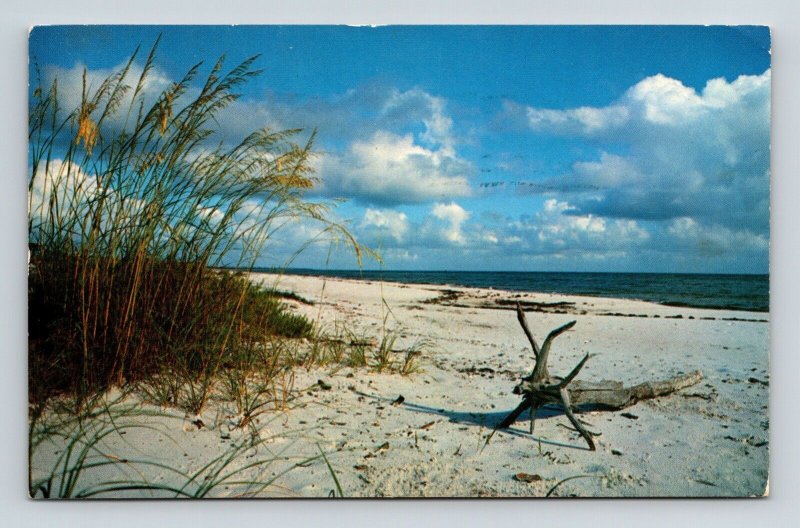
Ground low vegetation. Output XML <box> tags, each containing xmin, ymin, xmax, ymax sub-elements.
<box><xmin>27</xmin><ymin>38</ymin><xmax>358</xmax><ymax>409</ymax></box>
<box><xmin>28</xmin><ymin>393</ymin><xmax>342</xmax><ymax>498</ymax></box>
<box><xmin>28</xmin><ymin>39</ymin><xmax>423</xmax><ymax>497</ymax></box>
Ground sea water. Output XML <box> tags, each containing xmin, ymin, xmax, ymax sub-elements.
<box><xmin>266</xmin><ymin>270</ymin><xmax>769</xmax><ymax>313</ymax></box>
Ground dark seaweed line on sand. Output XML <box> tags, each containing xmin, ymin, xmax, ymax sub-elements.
<box><xmin>421</xmin><ymin>291</ymin><xmax>767</xmax><ymax>323</ymax></box>
<box><xmin>269</xmin><ymin>268</ymin><xmax>768</xmax><ymax>313</ymax></box>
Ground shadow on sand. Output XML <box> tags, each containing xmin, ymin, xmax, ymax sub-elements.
<box><xmin>354</xmin><ymin>389</ymin><xmax>595</xmax><ymax>451</ymax></box>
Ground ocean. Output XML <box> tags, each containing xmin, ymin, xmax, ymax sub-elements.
<box><xmin>264</xmin><ymin>269</ymin><xmax>769</xmax><ymax>313</ymax></box>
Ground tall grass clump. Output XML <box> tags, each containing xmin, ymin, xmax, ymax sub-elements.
<box><xmin>28</xmin><ymin>38</ymin><xmax>360</xmax><ymax>409</ymax></box>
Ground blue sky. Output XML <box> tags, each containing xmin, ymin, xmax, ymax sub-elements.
<box><xmin>29</xmin><ymin>26</ymin><xmax>771</xmax><ymax>273</ymax></box>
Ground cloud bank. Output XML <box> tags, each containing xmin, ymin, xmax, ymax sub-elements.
<box><xmin>487</xmin><ymin>70</ymin><xmax>770</xmax><ymax>271</ymax></box>
<box><xmin>35</xmin><ymin>58</ymin><xmax>769</xmax><ymax>272</ymax></box>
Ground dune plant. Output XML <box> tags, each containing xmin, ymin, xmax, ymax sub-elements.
<box><xmin>368</xmin><ymin>289</ymin><xmax>427</xmax><ymax>375</ymax></box>
<box><xmin>397</xmin><ymin>339</ymin><xmax>428</xmax><ymax>376</ymax></box>
<box><xmin>29</xmin><ymin>394</ymin><xmax>343</xmax><ymax>498</ymax></box>
<box><xmin>29</xmin><ymin>394</ymin><xmax>184</xmax><ymax>498</ymax></box>
<box><xmin>219</xmin><ymin>336</ymin><xmax>297</xmax><ymax>430</ymax></box>
<box><xmin>373</xmin><ymin>330</ymin><xmax>399</xmax><ymax>373</ymax></box>
<box><xmin>344</xmin><ymin>331</ymin><xmax>370</xmax><ymax>369</ymax></box>
<box><xmin>28</xmin><ymin>38</ymin><xmax>361</xmax><ymax>409</ymax></box>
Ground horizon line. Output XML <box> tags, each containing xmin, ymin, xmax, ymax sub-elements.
<box><xmin>221</xmin><ymin>266</ymin><xmax>769</xmax><ymax>277</ymax></box>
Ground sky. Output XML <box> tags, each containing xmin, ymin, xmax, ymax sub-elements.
<box><xmin>29</xmin><ymin>26</ymin><xmax>771</xmax><ymax>273</ymax></box>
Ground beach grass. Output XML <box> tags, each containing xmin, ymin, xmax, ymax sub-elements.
<box><xmin>28</xmin><ymin>392</ymin><xmax>344</xmax><ymax>498</ymax></box>
<box><xmin>26</xmin><ymin>39</ymin><xmax>439</xmax><ymax>498</ymax></box>
<box><xmin>27</xmin><ymin>38</ymin><xmax>363</xmax><ymax>412</ymax></box>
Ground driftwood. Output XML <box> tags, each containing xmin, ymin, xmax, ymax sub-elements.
<box><xmin>497</xmin><ymin>303</ymin><xmax>703</xmax><ymax>450</ymax></box>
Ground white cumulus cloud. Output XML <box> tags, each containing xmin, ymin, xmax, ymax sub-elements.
<box><xmin>508</xmin><ymin>70</ymin><xmax>770</xmax><ymax>239</ymax></box>
<box><xmin>524</xmin><ymin>104</ymin><xmax>630</xmax><ymax>135</ymax></box>
<box><xmin>29</xmin><ymin>159</ymin><xmax>99</xmax><ymax>223</ymax></box>
<box><xmin>515</xmin><ymin>199</ymin><xmax>650</xmax><ymax>253</ymax></box>
<box><xmin>429</xmin><ymin>202</ymin><xmax>470</xmax><ymax>245</ymax></box>
<box><xmin>359</xmin><ymin>208</ymin><xmax>410</xmax><ymax>244</ymax></box>
<box><xmin>666</xmin><ymin>217</ymin><xmax>768</xmax><ymax>256</ymax></box>
<box><xmin>315</xmin><ymin>131</ymin><xmax>472</xmax><ymax>205</ymax></box>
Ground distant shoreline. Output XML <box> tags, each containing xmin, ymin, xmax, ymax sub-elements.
<box><xmin>238</xmin><ymin>268</ymin><xmax>770</xmax><ymax>313</ymax></box>
<box><xmin>217</xmin><ymin>266</ymin><xmax>769</xmax><ymax>277</ymax></box>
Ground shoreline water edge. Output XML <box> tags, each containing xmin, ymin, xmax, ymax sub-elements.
<box><xmin>250</xmin><ymin>269</ymin><xmax>770</xmax><ymax>313</ymax></box>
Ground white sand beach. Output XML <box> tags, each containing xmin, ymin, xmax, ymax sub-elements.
<box><xmin>30</xmin><ymin>273</ymin><xmax>770</xmax><ymax>498</ymax></box>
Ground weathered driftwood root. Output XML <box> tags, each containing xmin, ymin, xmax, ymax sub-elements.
<box><xmin>566</xmin><ymin>371</ymin><xmax>704</xmax><ymax>410</ymax></box>
<box><xmin>496</xmin><ymin>304</ymin><xmax>703</xmax><ymax>450</ymax></box>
